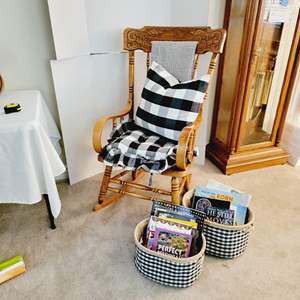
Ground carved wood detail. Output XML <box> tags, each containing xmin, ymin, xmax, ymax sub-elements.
<box><xmin>124</xmin><ymin>26</ymin><xmax>226</xmax><ymax>54</ymax></box>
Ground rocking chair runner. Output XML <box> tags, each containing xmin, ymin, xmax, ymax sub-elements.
<box><xmin>93</xmin><ymin>26</ymin><xmax>226</xmax><ymax>211</ymax></box>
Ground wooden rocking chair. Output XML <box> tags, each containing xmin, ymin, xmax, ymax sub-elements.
<box><xmin>92</xmin><ymin>26</ymin><xmax>226</xmax><ymax>211</ymax></box>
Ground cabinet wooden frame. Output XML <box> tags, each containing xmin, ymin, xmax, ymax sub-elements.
<box><xmin>0</xmin><ymin>75</ymin><xmax>3</xmax><ymax>94</ymax></box>
<box><xmin>207</xmin><ymin>0</ymin><xmax>300</xmax><ymax>174</ymax></box>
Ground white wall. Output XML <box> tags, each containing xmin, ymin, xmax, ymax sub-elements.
<box><xmin>48</xmin><ymin>0</ymin><xmax>90</xmax><ymax>59</ymax></box>
<box><xmin>86</xmin><ymin>0</ymin><xmax>172</xmax><ymax>53</ymax></box>
<box><xmin>171</xmin><ymin>0</ymin><xmax>226</xmax><ymax>166</ymax></box>
<box><xmin>0</xmin><ymin>0</ymin><xmax>59</xmax><ymax>125</ymax></box>
<box><xmin>48</xmin><ymin>0</ymin><xmax>226</xmax><ymax>183</ymax></box>
<box><xmin>171</xmin><ymin>0</ymin><xmax>209</xmax><ymax>26</ymax></box>
<box><xmin>281</xmin><ymin>65</ymin><xmax>300</xmax><ymax>166</ymax></box>
<box><xmin>48</xmin><ymin>0</ymin><xmax>175</xmax><ymax>184</ymax></box>
<box><xmin>51</xmin><ymin>54</ymin><xmax>128</xmax><ymax>184</ymax></box>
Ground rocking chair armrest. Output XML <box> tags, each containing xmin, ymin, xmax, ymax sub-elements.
<box><xmin>176</xmin><ymin>124</ymin><xmax>195</xmax><ymax>171</ymax></box>
<box><xmin>93</xmin><ymin>102</ymin><xmax>132</xmax><ymax>153</ymax></box>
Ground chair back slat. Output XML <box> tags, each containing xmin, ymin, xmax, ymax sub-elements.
<box><xmin>192</xmin><ymin>54</ymin><xmax>200</xmax><ymax>79</ymax></box>
<box><xmin>128</xmin><ymin>50</ymin><xmax>135</xmax><ymax>119</ymax></box>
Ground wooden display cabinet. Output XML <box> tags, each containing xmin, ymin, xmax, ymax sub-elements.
<box><xmin>207</xmin><ymin>0</ymin><xmax>300</xmax><ymax>174</ymax></box>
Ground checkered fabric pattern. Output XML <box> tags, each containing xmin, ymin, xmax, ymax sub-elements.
<box><xmin>203</xmin><ymin>223</ymin><xmax>252</xmax><ymax>259</ymax></box>
<box><xmin>135</xmin><ymin>247</ymin><xmax>205</xmax><ymax>288</ymax></box>
<box><xmin>101</xmin><ymin>121</ymin><xmax>177</xmax><ymax>173</ymax></box>
<box><xmin>135</xmin><ymin>61</ymin><xmax>209</xmax><ymax>142</ymax></box>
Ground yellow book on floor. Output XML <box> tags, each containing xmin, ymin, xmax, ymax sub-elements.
<box><xmin>0</xmin><ymin>256</ymin><xmax>26</xmax><ymax>284</ymax></box>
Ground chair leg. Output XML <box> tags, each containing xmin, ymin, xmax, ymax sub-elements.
<box><xmin>98</xmin><ymin>165</ymin><xmax>112</xmax><ymax>204</ymax></box>
<box><xmin>184</xmin><ymin>174</ymin><xmax>192</xmax><ymax>191</ymax></box>
<box><xmin>171</xmin><ymin>177</ymin><xmax>180</xmax><ymax>205</ymax></box>
<box><xmin>44</xmin><ymin>194</ymin><xmax>56</xmax><ymax>230</ymax></box>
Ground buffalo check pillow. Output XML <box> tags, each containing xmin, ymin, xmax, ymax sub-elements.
<box><xmin>135</xmin><ymin>61</ymin><xmax>209</xmax><ymax>142</ymax></box>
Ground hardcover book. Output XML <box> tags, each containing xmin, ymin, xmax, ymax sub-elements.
<box><xmin>193</xmin><ymin>186</ymin><xmax>249</xmax><ymax>225</ymax></box>
<box><xmin>192</xmin><ymin>187</ymin><xmax>234</xmax><ymax>225</ymax></box>
<box><xmin>192</xmin><ymin>187</ymin><xmax>233</xmax><ymax>210</ymax></box>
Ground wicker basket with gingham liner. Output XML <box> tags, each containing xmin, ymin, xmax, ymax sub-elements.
<box><xmin>134</xmin><ymin>218</ymin><xmax>206</xmax><ymax>288</ymax></box>
<box><xmin>183</xmin><ymin>189</ymin><xmax>254</xmax><ymax>259</ymax></box>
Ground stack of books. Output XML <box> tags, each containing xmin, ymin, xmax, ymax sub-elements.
<box><xmin>192</xmin><ymin>180</ymin><xmax>252</xmax><ymax>226</ymax></box>
<box><xmin>143</xmin><ymin>201</ymin><xmax>206</xmax><ymax>258</ymax></box>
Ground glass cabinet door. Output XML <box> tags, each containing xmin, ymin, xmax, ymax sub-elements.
<box><xmin>215</xmin><ymin>0</ymin><xmax>248</xmax><ymax>145</ymax></box>
<box><xmin>239</xmin><ymin>0</ymin><xmax>299</xmax><ymax>147</ymax></box>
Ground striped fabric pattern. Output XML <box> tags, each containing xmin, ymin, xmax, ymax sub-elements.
<box><xmin>135</xmin><ymin>61</ymin><xmax>209</xmax><ymax>142</ymax></box>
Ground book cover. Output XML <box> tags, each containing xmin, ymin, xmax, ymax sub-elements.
<box><xmin>231</xmin><ymin>204</ymin><xmax>248</xmax><ymax>225</ymax></box>
<box><xmin>193</xmin><ymin>185</ymin><xmax>250</xmax><ymax>225</ymax></box>
<box><xmin>193</xmin><ymin>187</ymin><xmax>233</xmax><ymax>210</ymax></box>
<box><xmin>205</xmin><ymin>181</ymin><xmax>250</xmax><ymax>225</ymax></box>
<box><xmin>160</xmin><ymin>217</ymin><xmax>198</xmax><ymax>229</ymax></box>
<box><xmin>206</xmin><ymin>179</ymin><xmax>252</xmax><ymax>207</ymax></box>
<box><xmin>206</xmin><ymin>207</ymin><xmax>235</xmax><ymax>225</ymax></box>
<box><xmin>152</xmin><ymin>227</ymin><xmax>192</xmax><ymax>258</ymax></box>
<box><xmin>146</xmin><ymin>216</ymin><xmax>193</xmax><ymax>250</ymax></box>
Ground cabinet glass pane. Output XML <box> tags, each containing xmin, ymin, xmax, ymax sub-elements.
<box><xmin>241</xmin><ymin>0</ymin><xmax>297</xmax><ymax>146</ymax></box>
<box><xmin>215</xmin><ymin>0</ymin><xmax>247</xmax><ymax>144</ymax></box>
<box><xmin>241</xmin><ymin>22</ymin><xmax>283</xmax><ymax>145</ymax></box>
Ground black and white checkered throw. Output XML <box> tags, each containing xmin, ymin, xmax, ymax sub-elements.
<box><xmin>101</xmin><ymin>121</ymin><xmax>177</xmax><ymax>173</ymax></box>
<box><xmin>135</xmin><ymin>61</ymin><xmax>209</xmax><ymax>142</ymax></box>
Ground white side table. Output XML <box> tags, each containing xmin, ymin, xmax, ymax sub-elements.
<box><xmin>0</xmin><ymin>90</ymin><xmax>66</xmax><ymax>229</ymax></box>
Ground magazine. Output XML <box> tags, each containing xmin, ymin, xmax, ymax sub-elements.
<box><xmin>151</xmin><ymin>201</ymin><xmax>206</xmax><ymax>232</ymax></box>
<box><xmin>152</xmin><ymin>227</ymin><xmax>192</xmax><ymax>258</ymax></box>
<box><xmin>145</xmin><ymin>201</ymin><xmax>205</xmax><ymax>257</ymax></box>
<box><xmin>159</xmin><ymin>217</ymin><xmax>198</xmax><ymax>229</ymax></box>
<box><xmin>146</xmin><ymin>216</ymin><xmax>193</xmax><ymax>250</ymax></box>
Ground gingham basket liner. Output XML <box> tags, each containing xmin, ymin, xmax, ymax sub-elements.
<box><xmin>134</xmin><ymin>218</ymin><xmax>206</xmax><ymax>288</ymax></box>
<box><xmin>183</xmin><ymin>189</ymin><xmax>254</xmax><ymax>259</ymax></box>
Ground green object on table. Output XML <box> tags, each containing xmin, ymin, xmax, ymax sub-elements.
<box><xmin>4</xmin><ymin>103</ymin><xmax>21</xmax><ymax>114</ymax></box>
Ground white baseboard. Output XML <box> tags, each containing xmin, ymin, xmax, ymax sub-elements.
<box><xmin>55</xmin><ymin>170</ymin><xmax>68</xmax><ymax>182</ymax></box>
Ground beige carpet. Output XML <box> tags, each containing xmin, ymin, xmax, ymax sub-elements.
<box><xmin>1</xmin><ymin>160</ymin><xmax>300</xmax><ymax>300</ymax></box>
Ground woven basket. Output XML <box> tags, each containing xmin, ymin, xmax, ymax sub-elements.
<box><xmin>183</xmin><ymin>189</ymin><xmax>254</xmax><ymax>259</ymax></box>
<box><xmin>134</xmin><ymin>218</ymin><xmax>206</xmax><ymax>288</ymax></box>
